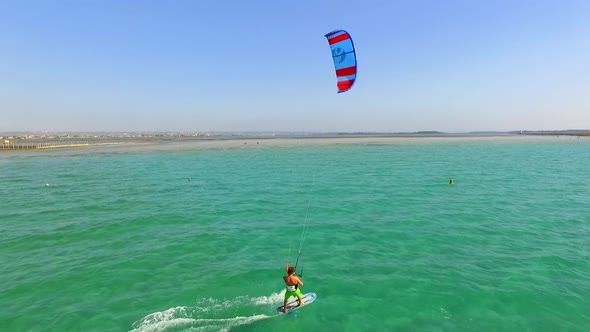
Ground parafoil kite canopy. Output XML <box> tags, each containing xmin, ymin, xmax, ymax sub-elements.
<box><xmin>324</xmin><ymin>29</ymin><xmax>357</xmax><ymax>93</ymax></box>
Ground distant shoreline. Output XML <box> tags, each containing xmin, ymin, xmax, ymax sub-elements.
<box><xmin>1</xmin><ymin>134</ymin><xmax>588</xmax><ymax>156</ymax></box>
<box><xmin>2</xmin><ymin>130</ymin><xmax>589</xmax><ymax>152</ymax></box>
<box><xmin>0</xmin><ymin>141</ymin><xmax>139</xmax><ymax>152</ymax></box>
<box><xmin>2</xmin><ymin>129</ymin><xmax>590</xmax><ymax>137</ymax></box>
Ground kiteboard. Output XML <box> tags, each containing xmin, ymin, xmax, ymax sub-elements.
<box><xmin>276</xmin><ymin>292</ymin><xmax>317</xmax><ymax>314</ymax></box>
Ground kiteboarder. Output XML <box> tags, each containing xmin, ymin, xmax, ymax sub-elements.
<box><xmin>283</xmin><ymin>262</ymin><xmax>304</xmax><ymax>313</ymax></box>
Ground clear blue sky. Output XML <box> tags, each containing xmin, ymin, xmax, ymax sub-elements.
<box><xmin>1</xmin><ymin>0</ymin><xmax>589</xmax><ymax>132</ymax></box>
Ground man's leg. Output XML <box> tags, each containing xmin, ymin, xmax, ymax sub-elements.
<box><xmin>297</xmin><ymin>294</ymin><xmax>303</xmax><ymax>307</ymax></box>
<box><xmin>283</xmin><ymin>299</ymin><xmax>288</xmax><ymax>313</ymax></box>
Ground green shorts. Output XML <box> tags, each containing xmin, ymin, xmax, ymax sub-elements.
<box><xmin>284</xmin><ymin>288</ymin><xmax>302</xmax><ymax>300</ymax></box>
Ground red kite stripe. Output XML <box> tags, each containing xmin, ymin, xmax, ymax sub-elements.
<box><xmin>337</xmin><ymin>79</ymin><xmax>355</xmax><ymax>91</ymax></box>
<box><xmin>336</xmin><ymin>66</ymin><xmax>356</xmax><ymax>77</ymax></box>
<box><xmin>328</xmin><ymin>33</ymin><xmax>350</xmax><ymax>45</ymax></box>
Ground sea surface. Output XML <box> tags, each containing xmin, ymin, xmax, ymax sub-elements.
<box><xmin>1</xmin><ymin>137</ymin><xmax>589</xmax><ymax>331</ymax></box>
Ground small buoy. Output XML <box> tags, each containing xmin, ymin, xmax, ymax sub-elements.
<box><xmin>188</xmin><ymin>178</ymin><xmax>192</xmax><ymax>182</ymax></box>
<box><xmin>449</xmin><ymin>179</ymin><xmax>454</xmax><ymax>185</ymax></box>
<box><xmin>45</xmin><ymin>183</ymin><xmax>50</xmax><ymax>187</ymax></box>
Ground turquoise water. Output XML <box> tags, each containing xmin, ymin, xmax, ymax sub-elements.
<box><xmin>1</xmin><ymin>137</ymin><xmax>589</xmax><ymax>331</ymax></box>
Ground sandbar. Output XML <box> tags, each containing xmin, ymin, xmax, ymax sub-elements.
<box><xmin>1</xmin><ymin>134</ymin><xmax>587</xmax><ymax>158</ymax></box>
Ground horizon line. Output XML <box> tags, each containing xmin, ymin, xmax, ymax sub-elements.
<box><xmin>2</xmin><ymin>129</ymin><xmax>590</xmax><ymax>136</ymax></box>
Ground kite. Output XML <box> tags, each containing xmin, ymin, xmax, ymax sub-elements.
<box><xmin>324</xmin><ymin>29</ymin><xmax>357</xmax><ymax>93</ymax></box>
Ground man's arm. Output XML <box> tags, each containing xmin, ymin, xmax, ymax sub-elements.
<box><xmin>285</xmin><ymin>262</ymin><xmax>290</xmax><ymax>273</ymax></box>
<box><xmin>297</xmin><ymin>277</ymin><xmax>304</xmax><ymax>286</ymax></box>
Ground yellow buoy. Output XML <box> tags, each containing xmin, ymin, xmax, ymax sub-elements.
<box><xmin>45</xmin><ymin>183</ymin><xmax>50</xmax><ymax>187</ymax></box>
<box><xmin>449</xmin><ymin>179</ymin><xmax>454</xmax><ymax>185</ymax></box>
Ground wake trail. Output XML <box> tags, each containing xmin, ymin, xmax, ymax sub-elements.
<box><xmin>130</xmin><ymin>291</ymin><xmax>286</xmax><ymax>332</ymax></box>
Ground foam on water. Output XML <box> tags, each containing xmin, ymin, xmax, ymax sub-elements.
<box><xmin>130</xmin><ymin>292</ymin><xmax>283</xmax><ymax>332</ymax></box>
<box><xmin>251</xmin><ymin>290</ymin><xmax>286</xmax><ymax>305</ymax></box>
<box><xmin>131</xmin><ymin>315</ymin><xmax>270</xmax><ymax>332</ymax></box>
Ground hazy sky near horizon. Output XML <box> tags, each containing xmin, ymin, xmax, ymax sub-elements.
<box><xmin>1</xmin><ymin>0</ymin><xmax>589</xmax><ymax>132</ymax></box>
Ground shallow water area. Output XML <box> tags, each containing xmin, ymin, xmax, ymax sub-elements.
<box><xmin>1</xmin><ymin>136</ymin><xmax>589</xmax><ymax>331</ymax></box>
